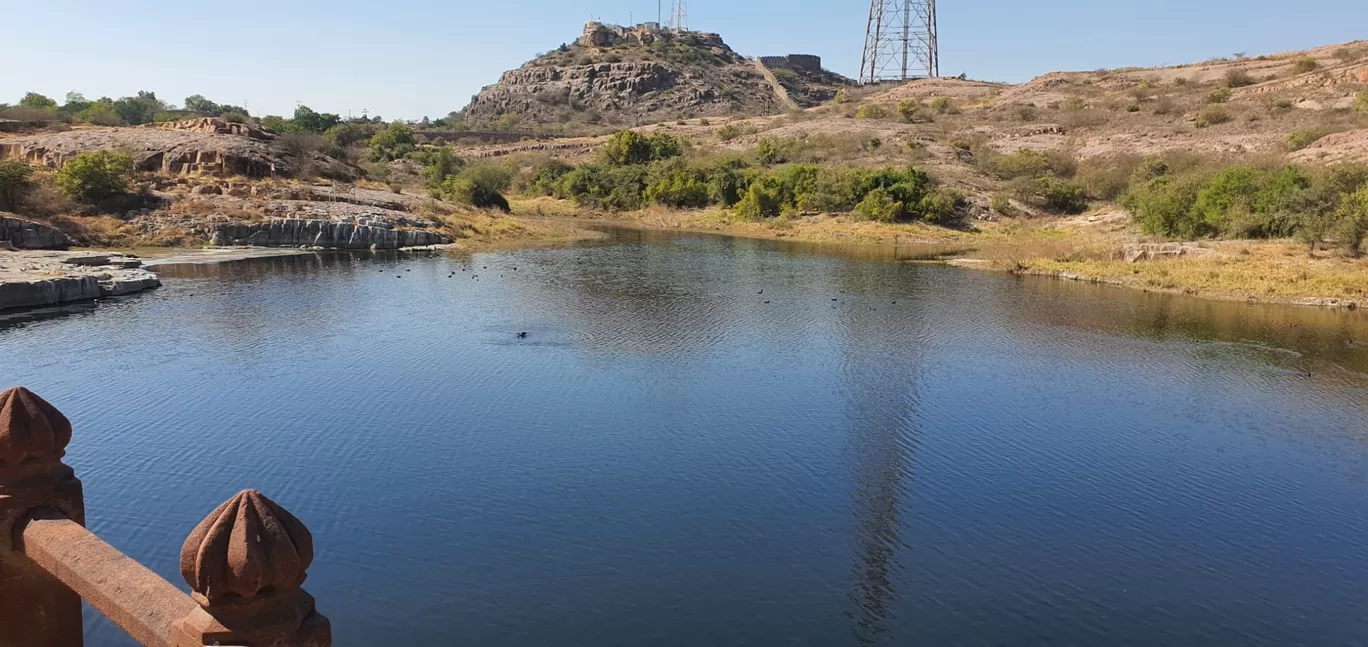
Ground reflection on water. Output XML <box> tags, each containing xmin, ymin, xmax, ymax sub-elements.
<box><xmin>4</xmin><ymin>231</ymin><xmax>1368</xmax><ymax>646</ymax></box>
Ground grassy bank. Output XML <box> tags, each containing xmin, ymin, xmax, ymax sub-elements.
<box><xmin>510</xmin><ymin>197</ymin><xmax>1368</xmax><ymax>308</ymax></box>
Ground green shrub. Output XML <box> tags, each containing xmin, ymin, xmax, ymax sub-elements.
<box><xmin>717</xmin><ymin>124</ymin><xmax>744</xmax><ymax>141</ymax></box>
<box><xmin>1291</xmin><ymin>58</ymin><xmax>1319</xmax><ymax>74</ymax></box>
<box><xmin>423</xmin><ymin>146</ymin><xmax>466</xmax><ymax>190</ymax></box>
<box><xmin>75</xmin><ymin>101</ymin><xmax>121</xmax><ymax>126</ymax></box>
<box><xmin>735</xmin><ymin>178</ymin><xmax>783</xmax><ymax>220</ymax></box>
<box><xmin>326</xmin><ymin>122</ymin><xmax>377</xmax><ymax>148</ymax></box>
<box><xmin>1076</xmin><ymin>156</ymin><xmax>1142</xmax><ymax>201</ymax></box>
<box><xmin>1014</xmin><ymin>104</ymin><xmax>1038</xmax><ymax>121</ymax></box>
<box><xmin>1335</xmin><ymin>187</ymin><xmax>1368</xmax><ymax>256</ymax></box>
<box><xmin>978</xmin><ymin>148</ymin><xmax>1076</xmax><ymax>180</ymax></box>
<box><xmin>1355</xmin><ymin>91</ymin><xmax>1368</xmax><ymax>115</ymax></box>
<box><xmin>220</xmin><ymin>110</ymin><xmax>250</xmax><ymax>124</ymax></box>
<box><xmin>1126</xmin><ymin>104</ymin><xmax>1141</xmax><ymax>113</ymax></box>
<box><xmin>897</xmin><ymin>100</ymin><xmax>930</xmax><ymax>123</ymax></box>
<box><xmin>369</xmin><ymin>123</ymin><xmax>417</xmax><ymax>162</ymax></box>
<box><xmin>1034</xmin><ymin>177</ymin><xmax>1089</xmax><ymax>213</ymax></box>
<box><xmin>756</xmin><ymin>138</ymin><xmax>794</xmax><ymax>165</ymax></box>
<box><xmin>1285</xmin><ymin>129</ymin><xmax>1326</xmax><ymax>151</ymax></box>
<box><xmin>0</xmin><ymin>160</ymin><xmax>35</xmax><ymax>211</ymax></box>
<box><xmin>599</xmin><ymin>130</ymin><xmax>682</xmax><ymax>165</ymax></box>
<box><xmin>526</xmin><ymin>159</ymin><xmax>576</xmax><ymax>196</ymax></box>
<box><xmin>1224</xmin><ymin>70</ymin><xmax>1256</xmax><ymax>88</ymax></box>
<box><xmin>854</xmin><ymin>187</ymin><xmax>902</xmax><ymax>222</ymax></box>
<box><xmin>55</xmin><ymin>151</ymin><xmax>132</xmax><ymax>203</ymax></box>
<box><xmin>441</xmin><ymin>165</ymin><xmax>512</xmax><ymax>211</ymax></box>
<box><xmin>644</xmin><ymin>164</ymin><xmax>709</xmax><ymax>208</ymax></box>
<box><xmin>1195</xmin><ymin>106</ymin><xmax>1230</xmax><ymax>128</ymax></box>
<box><xmin>1207</xmin><ymin>87</ymin><xmax>1232</xmax><ymax>104</ymax></box>
<box><xmin>704</xmin><ymin>158</ymin><xmax>754</xmax><ymax>207</ymax></box>
<box><xmin>930</xmin><ymin>96</ymin><xmax>956</xmax><ymax>114</ymax></box>
<box><xmin>855</xmin><ymin>104</ymin><xmax>887</xmax><ymax>119</ymax></box>
<box><xmin>1123</xmin><ymin>173</ymin><xmax>1209</xmax><ymax>237</ymax></box>
<box><xmin>918</xmin><ymin>188</ymin><xmax>965</xmax><ymax>224</ymax></box>
<box><xmin>557</xmin><ymin>164</ymin><xmax>648</xmax><ymax>210</ymax></box>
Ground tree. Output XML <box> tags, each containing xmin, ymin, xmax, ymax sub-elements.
<box><xmin>60</xmin><ymin>92</ymin><xmax>91</xmax><ymax>114</ymax></box>
<box><xmin>112</xmin><ymin>91</ymin><xmax>168</xmax><ymax>125</ymax></box>
<box><xmin>184</xmin><ymin>94</ymin><xmax>221</xmax><ymax>114</ymax></box>
<box><xmin>18</xmin><ymin>92</ymin><xmax>57</xmax><ymax>110</ymax></box>
<box><xmin>1335</xmin><ymin>187</ymin><xmax>1368</xmax><ymax>257</ymax></box>
<box><xmin>368</xmin><ymin>123</ymin><xmax>417</xmax><ymax>162</ymax></box>
<box><xmin>55</xmin><ymin>151</ymin><xmax>132</xmax><ymax>203</ymax></box>
<box><xmin>76</xmin><ymin>101</ymin><xmax>122</xmax><ymax>126</ymax></box>
<box><xmin>0</xmin><ymin>160</ymin><xmax>35</xmax><ymax>212</ymax></box>
<box><xmin>292</xmin><ymin>105</ymin><xmax>341</xmax><ymax>134</ymax></box>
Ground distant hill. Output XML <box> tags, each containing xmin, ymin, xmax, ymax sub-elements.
<box><xmin>462</xmin><ymin>22</ymin><xmax>854</xmax><ymax>130</ymax></box>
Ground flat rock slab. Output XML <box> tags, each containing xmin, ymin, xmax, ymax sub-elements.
<box><xmin>0</xmin><ymin>250</ymin><xmax>160</xmax><ymax>311</ymax></box>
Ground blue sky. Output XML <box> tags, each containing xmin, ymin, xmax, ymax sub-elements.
<box><xmin>5</xmin><ymin>0</ymin><xmax>1364</xmax><ymax>121</ymax></box>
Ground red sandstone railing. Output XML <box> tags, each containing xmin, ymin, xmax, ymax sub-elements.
<box><xmin>0</xmin><ymin>386</ymin><xmax>330</xmax><ymax>647</ymax></box>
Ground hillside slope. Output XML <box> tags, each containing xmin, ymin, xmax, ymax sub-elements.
<box><xmin>463</xmin><ymin>23</ymin><xmax>851</xmax><ymax>129</ymax></box>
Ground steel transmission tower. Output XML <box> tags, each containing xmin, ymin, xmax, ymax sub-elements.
<box><xmin>860</xmin><ymin>0</ymin><xmax>938</xmax><ymax>84</ymax></box>
<box><xmin>670</xmin><ymin>0</ymin><xmax>688</xmax><ymax>30</ymax></box>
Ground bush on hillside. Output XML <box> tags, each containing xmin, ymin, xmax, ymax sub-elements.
<box><xmin>422</xmin><ymin>146</ymin><xmax>466</xmax><ymax>190</ymax></box>
<box><xmin>735</xmin><ymin>178</ymin><xmax>783</xmax><ymax>220</ymax></box>
<box><xmin>1291</xmin><ymin>58</ymin><xmax>1319</xmax><ymax>74</ymax></box>
<box><xmin>1195</xmin><ymin>106</ymin><xmax>1230</xmax><ymax>128</ymax></box>
<box><xmin>1224</xmin><ymin>70</ymin><xmax>1256</xmax><ymax>88</ymax></box>
<box><xmin>599</xmin><ymin>130</ymin><xmax>682</xmax><ymax>166</ymax></box>
<box><xmin>369</xmin><ymin>123</ymin><xmax>417</xmax><ymax>162</ymax></box>
<box><xmin>1207</xmin><ymin>87</ymin><xmax>1232</xmax><ymax>104</ymax></box>
<box><xmin>55</xmin><ymin>150</ymin><xmax>132</xmax><ymax>203</ymax></box>
<box><xmin>0</xmin><ymin>160</ymin><xmax>35</xmax><ymax>212</ymax></box>
<box><xmin>1285</xmin><ymin>129</ymin><xmax>1326</xmax><ymax>151</ymax></box>
<box><xmin>441</xmin><ymin>165</ymin><xmax>512</xmax><ymax>211</ymax></box>
<box><xmin>855</xmin><ymin>104</ymin><xmax>887</xmax><ymax>120</ymax></box>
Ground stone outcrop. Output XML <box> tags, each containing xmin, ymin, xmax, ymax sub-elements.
<box><xmin>0</xmin><ymin>128</ymin><xmax>282</xmax><ymax>177</ymax></box>
<box><xmin>210</xmin><ymin>219</ymin><xmax>451</xmax><ymax>249</ymax></box>
<box><xmin>0</xmin><ymin>251</ymin><xmax>160</xmax><ymax>311</ymax></box>
<box><xmin>464</xmin><ymin>23</ymin><xmax>781</xmax><ymax>126</ymax></box>
<box><xmin>148</xmin><ymin>117</ymin><xmax>274</xmax><ymax>141</ymax></box>
<box><xmin>0</xmin><ymin>215</ymin><xmax>74</xmax><ymax>250</ymax></box>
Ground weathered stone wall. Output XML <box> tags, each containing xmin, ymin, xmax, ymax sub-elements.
<box><xmin>0</xmin><ymin>216</ymin><xmax>74</xmax><ymax>250</ymax></box>
<box><xmin>210</xmin><ymin>219</ymin><xmax>452</xmax><ymax>249</ymax></box>
<box><xmin>760</xmin><ymin>55</ymin><xmax>823</xmax><ymax>73</ymax></box>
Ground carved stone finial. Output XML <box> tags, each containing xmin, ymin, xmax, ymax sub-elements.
<box><xmin>180</xmin><ymin>489</ymin><xmax>314</xmax><ymax>607</ymax></box>
<box><xmin>0</xmin><ymin>386</ymin><xmax>72</xmax><ymax>469</ymax></box>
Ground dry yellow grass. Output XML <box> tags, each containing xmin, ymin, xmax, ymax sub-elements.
<box><xmin>508</xmin><ymin>197</ymin><xmax>1367</xmax><ymax>307</ymax></box>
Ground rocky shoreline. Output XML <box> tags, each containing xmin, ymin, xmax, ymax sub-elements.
<box><xmin>0</xmin><ymin>251</ymin><xmax>161</xmax><ymax>310</ymax></box>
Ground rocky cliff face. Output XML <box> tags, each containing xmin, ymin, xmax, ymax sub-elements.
<box><xmin>0</xmin><ymin>215</ymin><xmax>74</xmax><ymax>249</ymax></box>
<box><xmin>464</xmin><ymin>23</ymin><xmax>784</xmax><ymax>127</ymax></box>
<box><xmin>210</xmin><ymin>219</ymin><xmax>451</xmax><ymax>249</ymax></box>
<box><xmin>0</xmin><ymin>123</ymin><xmax>282</xmax><ymax>177</ymax></box>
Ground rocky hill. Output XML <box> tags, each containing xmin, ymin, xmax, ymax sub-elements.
<box><xmin>463</xmin><ymin>23</ymin><xmax>851</xmax><ymax>129</ymax></box>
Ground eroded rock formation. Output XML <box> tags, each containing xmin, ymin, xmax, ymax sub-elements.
<box><xmin>0</xmin><ymin>215</ymin><xmax>74</xmax><ymax>250</ymax></box>
<box><xmin>0</xmin><ymin>127</ymin><xmax>282</xmax><ymax>177</ymax></box>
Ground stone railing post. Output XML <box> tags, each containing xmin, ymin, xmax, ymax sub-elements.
<box><xmin>0</xmin><ymin>387</ymin><xmax>85</xmax><ymax>647</ymax></box>
<box><xmin>171</xmin><ymin>490</ymin><xmax>331</xmax><ymax>647</ymax></box>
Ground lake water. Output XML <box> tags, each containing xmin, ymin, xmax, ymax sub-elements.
<box><xmin>5</xmin><ymin>229</ymin><xmax>1368</xmax><ymax>646</ymax></box>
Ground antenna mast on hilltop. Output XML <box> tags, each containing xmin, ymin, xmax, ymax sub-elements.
<box><xmin>860</xmin><ymin>0</ymin><xmax>938</xmax><ymax>84</ymax></box>
<box><xmin>670</xmin><ymin>0</ymin><xmax>688</xmax><ymax>30</ymax></box>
